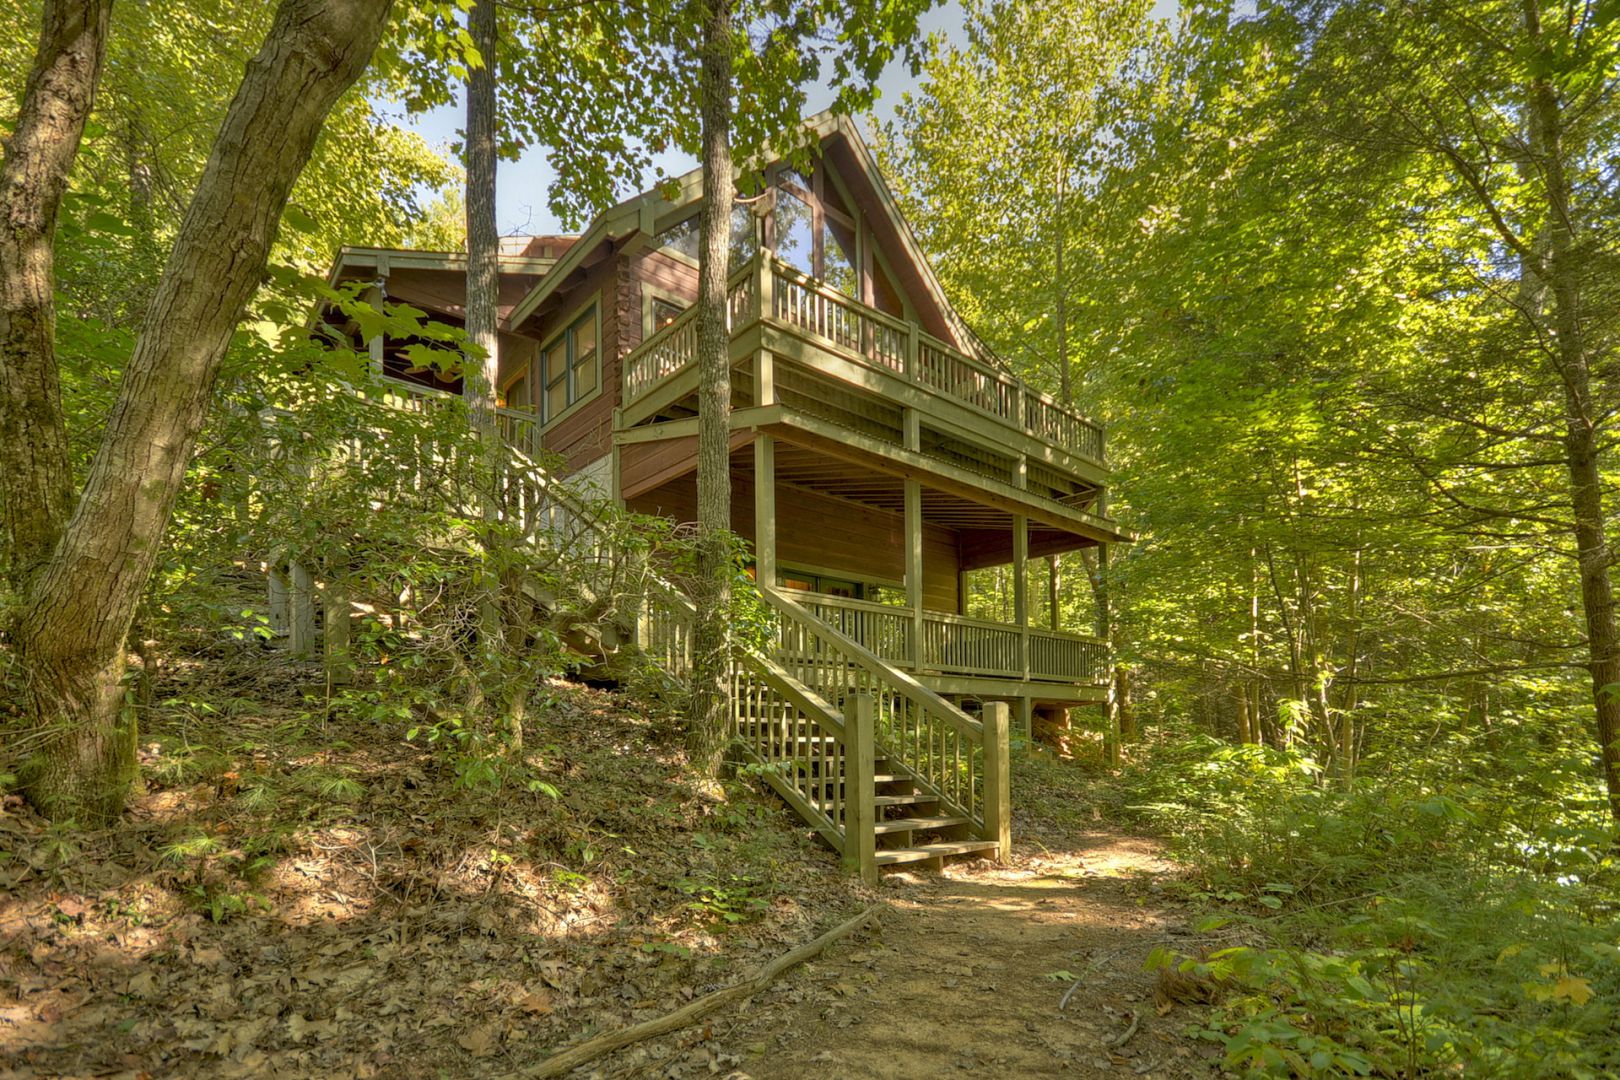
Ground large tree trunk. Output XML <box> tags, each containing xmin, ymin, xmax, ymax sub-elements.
<box><xmin>462</xmin><ymin>0</ymin><xmax>517</xmax><ymax>743</ymax></box>
<box><xmin>12</xmin><ymin>0</ymin><xmax>394</xmax><ymax>824</ymax></box>
<box><xmin>1522</xmin><ymin>4</ymin><xmax>1620</xmax><ymax>824</ymax></box>
<box><xmin>0</xmin><ymin>0</ymin><xmax>111</xmax><ymax>590</ymax></box>
<box><xmin>686</xmin><ymin>0</ymin><xmax>735</xmax><ymax>777</ymax></box>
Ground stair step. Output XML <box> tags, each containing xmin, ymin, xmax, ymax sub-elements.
<box><xmin>875</xmin><ymin>840</ymin><xmax>1000</xmax><ymax>866</ymax></box>
<box><xmin>872</xmin><ymin>815</ymin><xmax>969</xmax><ymax>835</ymax></box>
<box><xmin>873</xmin><ymin>793</ymin><xmax>936</xmax><ymax>807</ymax></box>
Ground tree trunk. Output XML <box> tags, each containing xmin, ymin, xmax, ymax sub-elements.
<box><xmin>685</xmin><ymin>0</ymin><xmax>735</xmax><ymax>777</ymax></box>
<box><xmin>1115</xmin><ymin>664</ymin><xmax>1135</xmax><ymax>742</ymax></box>
<box><xmin>1522</xmin><ymin>0</ymin><xmax>1620</xmax><ymax>824</ymax></box>
<box><xmin>14</xmin><ymin>0</ymin><xmax>394</xmax><ymax>824</ymax></box>
<box><xmin>463</xmin><ymin>0</ymin><xmax>512</xmax><ymax>717</ymax></box>
<box><xmin>0</xmin><ymin>0</ymin><xmax>111</xmax><ymax>590</ymax></box>
<box><xmin>1053</xmin><ymin>168</ymin><xmax>1070</xmax><ymax>406</ymax></box>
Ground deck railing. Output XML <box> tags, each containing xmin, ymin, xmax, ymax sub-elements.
<box><xmin>789</xmin><ymin>591</ymin><xmax>1105</xmax><ymax>685</ymax></box>
<box><xmin>621</xmin><ymin>252</ymin><xmax>1105</xmax><ymax>464</ymax></box>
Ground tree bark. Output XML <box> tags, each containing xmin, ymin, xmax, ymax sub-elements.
<box><xmin>686</xmin><ymin>0</ymin><xmax>735</xmax><ymax>777</ymax></box>
<box><xmin>1522</xmin><ymin>0</ymin><xmax>1620</xmax><ymax>824</ymax></box>
<box><xmin>465</xmin><ymin>0</ymin><xmax>500</xmax><ymax>423</ymax></box>
<box><xmin>463</xmin><ymin>0</ymin><xmax>513</xmax><ymax>724</ymax></box>
<box><xmin>0</xmin><ymin>0</ymin><xmax>111</xmax><ymax>590</ymax></box>
<box><xmin>15</xmin><ymin>0</ymin><xmax>394</xmax><ymax>824</ymax></box>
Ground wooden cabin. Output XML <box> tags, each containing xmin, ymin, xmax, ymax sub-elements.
<box><xmin>325</xmin><ymin>113</ymin><xmax>1127</xmax><ymax>741</ymax></box>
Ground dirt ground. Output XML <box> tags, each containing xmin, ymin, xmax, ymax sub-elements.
<box><xmin>590</xmin><ymin>832</ymin><xmax>1217</xmax><ymax>1080</ymax></box>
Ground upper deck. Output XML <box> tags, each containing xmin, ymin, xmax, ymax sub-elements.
<box><xmin>618</xmin><ymin>252</ymin><xmax>1118</xmax><ymax>544</ymax></box>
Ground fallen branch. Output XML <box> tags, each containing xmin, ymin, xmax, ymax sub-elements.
<box><xmin>509</xmin><ymin>904</ymin><xmax>884</xmax><ymax>1079</ymax></box>
<box><xmin>1106</xmin><ymin>1010</ymin><xmax>1140</xmax><ymax>1049</ymax></box>
<box><xmin>1058</xmin><ymin>949</ymin><xmax>1120</xmax><ymax>1012</ymax></box>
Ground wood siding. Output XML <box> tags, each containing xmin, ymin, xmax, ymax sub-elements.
<box><xmin>627</xmin><ymin>472</ymin><xmax>962</xmax><ymax>612</ymax></box>
<box><xmin>525</xmin><ymin>255</ymin><xmax>619</xmax><ymax>471</ymax></box>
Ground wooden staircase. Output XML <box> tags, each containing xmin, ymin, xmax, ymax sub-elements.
<box><xmin>347</xmin><ymin>378</ymin><xmax>1011</xmax><ymax>882</ymax></box>
<box><xmin>641</xmin><ymin>578</ymin><xmax>1011</xmax><ymax>882</ymax></box>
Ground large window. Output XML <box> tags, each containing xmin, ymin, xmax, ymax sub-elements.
<box><xmin>772</xmin><ymin>165</ymin><xmax>860</xmax><ymax>298</ymax></box>
<box><xmin>655</xmin><ymin>205</ymin><xmax>758</xmax><ymax>268</ymax></box>
<box><xmin>540</xmin><ymin>302</ymin><xmax>598</xmax><ymax>423</ymax></box>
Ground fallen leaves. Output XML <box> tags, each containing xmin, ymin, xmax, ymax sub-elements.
<box><xmin>0</xmin><ymin>670</ymin><xmax>857</xmax><ymax>1078</ymax></box>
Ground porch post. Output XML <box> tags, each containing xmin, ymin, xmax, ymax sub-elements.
<box><xmin>906</xmin><ymin>478</ymin><xmax>924</xmax><ymax>671</ymax></box>
<box><xmin>904</xmin><ymin>408</ymin><xmax>924</xmax><ymax>670</ymax></box>
<box><xmin>754</xmin><ymin>433</ymin><xmax>777</xmax><ymax>588</ymax></box>
<box><xmin>1013</xmin><ymin>514</ymin><xmax>1029</xmax><ymax>682</ymax></box>
<box><xmin>364</xmin><ymin>274</ymin><xmax>387</xmax><ymax>380</ymax></box>
<box><xmin>1048</xmin><ymin>555</ymin><xmax>1060</xmax><ymax>632</ymax></box>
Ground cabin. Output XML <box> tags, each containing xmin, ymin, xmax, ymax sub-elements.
<box><xmin>322</xmin><ymin>112</ymin><xmax>1128</xmax><ymax>877</ymax></box>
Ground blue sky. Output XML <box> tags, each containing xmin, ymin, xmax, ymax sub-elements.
<box><xmin>383</xmin><ymin>1</ymin><xmax>1176</xmax><ymax>235</ymax></box>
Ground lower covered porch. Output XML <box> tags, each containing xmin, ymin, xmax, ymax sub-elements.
<box><xmin>616</xmin><ymin>413</ymin><xmax>1123</xmax><ymax>731</ymax></box>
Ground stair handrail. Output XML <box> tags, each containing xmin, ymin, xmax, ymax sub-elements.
<box><xmin>761</xmin><ymin>586</ymin><xmax>983</xmax><ymax>742</ymax></box>
<box><xmin>759</xmin><ymin>584</ymin><xmax>989</xmax><ymax>832</ymax></box>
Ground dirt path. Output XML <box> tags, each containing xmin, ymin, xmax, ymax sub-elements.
<box><xmin>703</xmin><ymin>833</ymin><xmax>1212</xmax><ymax>1080</ymax></box>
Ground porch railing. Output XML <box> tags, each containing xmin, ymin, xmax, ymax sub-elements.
<box><xmin>621</xmin><ymin>252</ymin><xmax>1105</xmax><ymax>464</ymax></box>
<box><xmin>789</xmin><ymin>591</ymin><xmax>1106</xmax><ymax>685</ymax></box>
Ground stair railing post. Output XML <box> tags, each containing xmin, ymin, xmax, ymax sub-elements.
<box><xmin>323</xmin><ymin>553</ymin><xmax>353</xmax><ymax>686</ymax></box>
<box><xmin>845</xmin><ymin>691</ymin><xmax>878</xmax><ymax>885</ymax></box>
<box><xmin>266</xmin><ymin>559</ymin><xmax>291</xmax><ymax>639</ymax></box>
<box><xmin>288</xmin><ymin>559</ymin><xmax>317</xmax><ymax>658</ymax></box>
<box><xmin>982</xmin><ymin>701</ymin><xmax>1012</xmax><ymax>861</ymax></box>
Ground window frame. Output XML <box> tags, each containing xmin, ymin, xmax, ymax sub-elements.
<box><xmin>641</xmin><ymin>284</ymin><xmax>691</xmax><ymax>341</ymax></box>
<box><xmin>536</xmin><ymin>295</ymin><xmax>602</xmax><ymax>427</ymax></box>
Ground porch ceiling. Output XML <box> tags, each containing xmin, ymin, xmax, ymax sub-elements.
<box><xmin>732</xmin><ymin>441</ymin><xmax>1097</xmax><ymax>546</ymax></box>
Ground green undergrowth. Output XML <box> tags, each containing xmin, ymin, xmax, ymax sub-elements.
<box><xmin>1129</xmin><ymin>734</ymin><xmax>1618</xmax><ymax>1077</ymax></box>
<box><xmin>1022</xmin><ymin>731</ymin><xmax>1620</xmax><ymax>1077</ymax></box>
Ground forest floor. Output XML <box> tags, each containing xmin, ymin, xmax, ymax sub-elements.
<box><xmin>0</xmin><ymin>649</ymin><xmax>1212</xmax><ymax>1078</ymax></box>
<box><xmin>677</xmin><ymin>835</ymin><xmax>1214</xmax><ymax>1080</ymax></box>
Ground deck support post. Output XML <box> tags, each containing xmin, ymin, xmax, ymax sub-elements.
<box><xmin>845</xmin><ymin>691</ymin><xmax>878</xmax><ymax>885</ymax></box>
<box><xmin>288</xmin><ymin>559</ymin><xmax>317</xmax><ymax>658</ymax></box>
<box><xmin>267</xmin><ymin>562</ymin><xmax>290</xmax><ymax>638</ymax></box>
<box><xmin>323</xmin><ymin>566</ymin><xmax>352</xmax><ymax>686</ymax></box>
<box><xmin>905</xmin><ymin>478</ymin><xmax>924</xmax><ymax>671</ymax></box>
<box><xmin>1018</xmin><ymin>696</ymin><xmax>1034</xmax><ymax>742</ymax></box>
<box><xmin>982</xmin><ymin>701</ymin><xmax>1012</xmax><ymax>860</ymax></box>
<box><xmin>903</xmin><ymin>409</ymin><xmax>924</xmax><ymax>669</ymax></box>
<box><xmin>1013</xmin><ymin>515</ymin><xmax>1029</xmax><ymax>682</ymax></box>
<box><xmin>1048</xmin><ymin>555</ymin><xmax>1060</xmax><ymax>632</ymax></box>
<box><xmin>754</xmin><ymin>348</ymin><xmax>775</xmax><ymax>407</ymax></box>
<box><xmin>364</xmin><ymin>278</ymin><xmax>387</xmax><ymax>380</ymax></box>
<box><xmin>754</xmin><ymin>433</ymin><xmax>777</xmax><ymax>588</ymax></box>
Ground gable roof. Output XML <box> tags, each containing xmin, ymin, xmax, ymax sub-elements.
<box><xmin>502</xmin><ymin>111</ymin><xmax>993</xmax><ymax>364</ymax></box>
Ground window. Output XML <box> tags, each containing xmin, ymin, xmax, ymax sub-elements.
<box><xmin>825</xmin><ymin>214</ymin><xmax>858</xmax><ymax>298</ymax></box>
<box><xmin>651</xmin><ymin>297</ymin><xmax>685</xmax><ymax>332</ymax></box>
<box><xmin>539</xmin><ymin>302</ymin><xmax>599</xmax><ymax>423</ymax></box>
<box><xmin>504</xmin><ymin>374</ymin><xmax>530</xmax><ymax>412</ymax></box>
<box><xmin>771</xmin><ymin>165</ymin><xmax>861</xmax><ymax>298</ymax></box>
<box><xmin>654</xmin><ymin>205</ymin><xmax>758</xmax><ymax>268</ymax></box>
<box><xmin>778</xmin><ymin>567</ymin><xmax>876</xmax><ymax>599</ymax></box>
<box><xmin>775</xmin><ymin>186</ymin><xmax>814</xmax><ymax>272</ymax></box>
